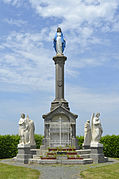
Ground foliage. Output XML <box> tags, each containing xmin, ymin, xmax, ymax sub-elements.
<box><xmin>0</xmin><ymin>134</ymin><xmax>43</xmax><ymax>159</ymax></box>
<box><xmin>34</xmin><ymin>134</ymin><xmax>43</xmax><ymax>149</ymax></box>
<box><xmin>1</xmin><ymin>134</ymin><xmax>119</xmax><ymax>159</ymax></box>
<box><xmin>100</xmin><ymin>135</ymin><xmax>119</xmax><ymax>158</ymax></box>
<box><xmin>76</xmin><ymin>136</ymin><xmax>84</xmax><ymax>149</ymax></box>
<box><xmin>0</xmin><ymin>135</ymin><xmax>20</xmax><ymax>159</ymax></box>
<box><xmin>0</xmin><ymin>163</ymin><xmax>40</xmax><ymax>179</ymax></box>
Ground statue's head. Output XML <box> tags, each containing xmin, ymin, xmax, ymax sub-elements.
<box><xmin>21</xmin><ymin>113</ymin><xmax>25</xmax><ymax>119</ymax></box>
<box><xmin>96</xmin><ymin>113</ymin><xmax>100</xmax><ymax>118</ymax></box>
<box><xmin>57</xmin><ymin>27</ymin><xmax>62</xmax><ymax>33</ymax></box>
<box><xmin>87</xmin><ymin>120</ymin><xmax>90</xmax><ymax>123</ymax></box>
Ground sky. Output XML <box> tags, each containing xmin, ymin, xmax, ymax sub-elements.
<box><xmin>0</xmin><ymin>0</ymin><xmax>119</xmax><ymax>136</ymax></box>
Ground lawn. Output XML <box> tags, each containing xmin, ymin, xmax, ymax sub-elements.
<box><xmin>0</xmin><ymin>163</ymin><xmax>40</xmax><ymax>179</ymax></box>
<box><xmin>81</xmin><ymin>162</ymin><xmax>119</xmax><ymax>179</ymax></box>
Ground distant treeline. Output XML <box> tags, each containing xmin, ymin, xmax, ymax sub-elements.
<box><xmin>0</xmin><ymin>135</ymin><xmax>119</xmax><ymax>159</ymax></box>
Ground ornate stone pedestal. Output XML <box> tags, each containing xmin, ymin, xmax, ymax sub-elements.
<box><xmin>90</xmin><ymin>143</ymin><xmax>108</xmax><ymax>163</ymax></box>
<box><xmin>16</xmin><ymin>144</ymin><xmax>32</xmax><ymax>164</ymax></box>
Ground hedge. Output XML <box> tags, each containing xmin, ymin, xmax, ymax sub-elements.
<box><xmin>0</xmin><ymin>135</ymin><xmax>119</xmax><ymax>159</ymax></box>
<box><xmin>0</xmin><ymin>135</ymin><xmax>20</xmax><ymax>159</ymax></box>
<box><xmin>100</xmin><ymin>135</ymin><xmax>119</xmax><ymax>158</ymax></box>
<box><xmin>76</xmin><ymin>136</ymin><xmax>84</xmax><ymax>149</ymax></box>
<box><xmin>0</xmin><ymin>134</ymin><xmax>43</xmax><ymax>159</ymax></box>
<box><xmin>76</xmin><ymin>135</ymin><xmax>119</xmax><ymax>158</ymax></box>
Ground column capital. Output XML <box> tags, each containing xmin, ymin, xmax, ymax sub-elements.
<box><xmin>53</xmin><ymin>55</ymin><xmax>67</xmax><ymax>64</ymax></box>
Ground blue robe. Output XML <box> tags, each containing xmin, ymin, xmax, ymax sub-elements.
<box><xmin>53</xmin><ymin>31</ymin><xmax>66</xmax><ymax>53</ymax></box>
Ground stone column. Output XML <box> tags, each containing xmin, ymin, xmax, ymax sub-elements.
<box><xmin>51</xmin><ymin>55</ymin><xmax>69</xmax><ymax>111</ymax></box>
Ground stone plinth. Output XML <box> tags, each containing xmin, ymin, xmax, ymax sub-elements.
<box><xmin>82</xmin><ymin>145</ymin><xmax>90</xmax><ymax>149</ymax></box>
<box><xmin>90</xmin><ymin>146</ymin><xmax>108</xmax><ymax>163</ymax></box>
<box><xmin>16</xmin><ymin>145</ymin><xmax>32</xmax><ymax>164</ymax></box>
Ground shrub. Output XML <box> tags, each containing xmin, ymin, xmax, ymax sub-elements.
<box><xmin>76</xmin><ymin>136</ymin><xmax>84</xmax><ymax>149</ymax></box>
<box><xmin>0</xmin><ymin>135</ymin><xmax>20</xmax><ymax>159</ymax></box>
<box><xmin>0</xmin><ymin>134</ymin><xmax>43</xmax><ymax>159</ymax></box>
<box><xmin>34</xmin><ymin>134</ymin><xmax>43</xmax><ymax>149</ymax></box>
<box><xmin>1</xmin><ymin>134</ymin><xmax>119</xmax><ymax>159</ymax></box>
<box><xmin>100</xmin><ymin>135</ymin><xmax>119</xmax><ymax>158</ymax></box>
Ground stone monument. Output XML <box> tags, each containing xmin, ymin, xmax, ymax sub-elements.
<box><xmin>16</xmin><ymin>113</ymin><xmax>36</xmax><ymax>164</ymax></box>
<box><xmin>42</xmin><ymin>27</ymin><xmax>78</xmax><ymax>148</ymax></box>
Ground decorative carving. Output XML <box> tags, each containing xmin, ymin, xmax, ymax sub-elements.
<box><xmin>57</xmin><ymin>80</ymin><xmax>63</xmax><ymax>87</ymax></box>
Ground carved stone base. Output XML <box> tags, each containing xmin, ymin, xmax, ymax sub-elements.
<box><xmin>82</xmin><ymin>145</ymin><xmax>90</xmax><ymax>149</ymax></box>
<box><xmin>51</xmin><ymin>99</ymin><xmax>70</xmax><ymax>111</ymax></box>
<box><xmin>90</xmin><ymin>146</ymin><xmax>108</xmax><ymax>163</ymax></box>
<box><xmin>16</xmin><ymin>145</ymin><xmax>32</xmax><ymax>164</ymax></box>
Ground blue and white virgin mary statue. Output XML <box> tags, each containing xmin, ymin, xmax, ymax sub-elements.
<box><xmin>53</xmin><ymin>27</ymin><xmax>66</xmax><ymax>55</ymax></box>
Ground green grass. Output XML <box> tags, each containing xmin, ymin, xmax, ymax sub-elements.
<box><xmin>81</xmin><ymin>162</ymin><xmax>119</xmax><ymax>179</ymax></box>
<box><xmin>0</xmin><ymin>163</ymin><xmax>40</xmax><ymax>179</ymax></box>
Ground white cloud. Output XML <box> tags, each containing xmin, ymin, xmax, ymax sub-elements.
<box><xmin>0</xmin><ymin>31</ymin><xmax>54</xmax><ymax>92</ymax></box>
<box><xmin>29</xmin><ymin>0</ymin><xmax>119</xmax><ymax>51</ymax></box>
<box><xmin>2</xmin><ymin>0</ymin><xmax>24</xmax><ymax>6</ymax></box>
<box><xmin>29</xmin><ymin>0</ymin><xmax>119</xmax><ymax>28</ymax></box>
<box><xmin>4</xmin><ymin>18</ymin><xmax>27</xmax><ymax>27</ymax></box>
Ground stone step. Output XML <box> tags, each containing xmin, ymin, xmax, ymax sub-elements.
<box><xmin>29</xmin><ymin>158</ymin><xmax>93</xmax><ymax>165</ymax></box>
<box><xmin>33</xmin><ymin>155</ymin><xmax>41</xmax><ymax>159</ymax></box>
<box><xmin>77</xmin><ymin>149</ymin><xmax>91</xmax><ymax>155</ymax></box>
<box><xmin>79</xmin><ymin>154</ymin><xmax>91</xmax><ymax>158</ymax></box>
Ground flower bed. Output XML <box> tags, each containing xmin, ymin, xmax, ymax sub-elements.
<box><xmin>48</xmin><ymin>148</ymin><xmax>76</xmax><ymax>152</ymax></box>
<box><xmin>67</xmin><ymin>152</ymin><xmax>77</xmax><ymax>155</ymax></box>
<box><xmin>47</xmin><ymin>153</ymin><xmax>55</xmax><ymax>155</ymax></box>
<box><xmin>66</xmin><ymin>149</ymin><xmax>76</xmax><ymax>151</ymax></box>
<box><xmin>48</xmin><ymin>148</ymin><xmax>57</xmax><ymax>151</ymax></box>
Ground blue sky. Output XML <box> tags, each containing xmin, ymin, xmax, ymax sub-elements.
<box><xmin>0</xmin><ymin>0</ymin><xmax>119</xmax><ymax>136</ymax></box>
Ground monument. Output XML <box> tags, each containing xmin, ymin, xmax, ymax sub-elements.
<box><xmin>42</xmin><ymin>27</ymin><xmax>78</xmax><ymax>148</ymax></box>
<box><xmin>15</xmin><ymin>28</ymin><xmax>107</xmax><ymax>164</ymax></box>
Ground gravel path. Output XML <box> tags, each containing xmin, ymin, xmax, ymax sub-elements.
<box><xmin>0</xmin><ymin>158</ymin><xmax>119</xmax><ymax>179</ymax></box>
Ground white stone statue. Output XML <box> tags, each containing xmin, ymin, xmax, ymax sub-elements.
<box><xmin>18</xmin><ymin>114</ymin><xmax>36</xmax><ymax>147</ymax></box>
<box><xmin>18</xmin><ymin>113</ymin><xmax>27</xmax><ymax>146</ymax></box>
<box><xmin>90</xmin><ymin>113</ymin><xmax>103</xmax><ymax>147</ymax></box>
<box><xmin>83</xmin><ymin>120</ymin><xmax>91</xmax><ymax>147</ymax></box>
<box><xmin>26</xmin><ymin>115</ymin><xmax>36</xmax><ymax>146</ymax></box>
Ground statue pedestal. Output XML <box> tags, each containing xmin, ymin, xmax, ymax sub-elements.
<box><xmin>90</xmin><ymin>145</ymin><xmax>108</xmax><ymax>163</ymax></box>
<box><xmin>16</xmin><ymin>145</ymin><xmax>32</xmax><ymax>164</ymax></box>
<box><xmin>82</xmin><ymin>144</ymin><xmax>90</xmax><ymax>149</ymax></box>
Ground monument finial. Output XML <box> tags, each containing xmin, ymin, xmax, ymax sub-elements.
<box><xmin>53</xmin><ymin>27</ymin><xmax>66</xmax><ymax>55</ymax></box>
